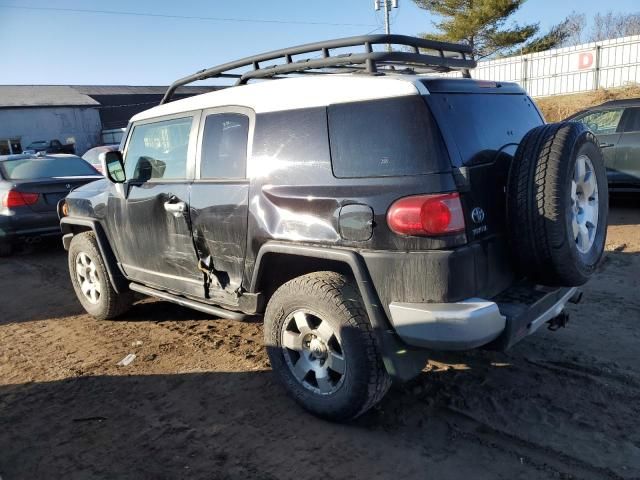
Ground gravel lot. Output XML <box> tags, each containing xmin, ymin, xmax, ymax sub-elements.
<box><xmin>1</xmin><ymin>198</ymin><xmax>639</xmax><ymax>480</ymax></box>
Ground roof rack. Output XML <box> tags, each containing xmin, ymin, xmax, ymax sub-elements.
<box><xmin>160</xmin><ymin>34</ymin><xmax>476</xmax><ymax>104</ymax></box>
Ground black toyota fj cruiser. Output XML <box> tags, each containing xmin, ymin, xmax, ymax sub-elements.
<box><xmin>60</xmin><ymin>35</ymin><xmax>608</xmax><ymax>421</ymax></box>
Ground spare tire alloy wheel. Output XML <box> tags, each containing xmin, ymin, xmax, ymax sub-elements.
<box><xmin>571</xmin><ymin>154</ymin><xmax>599</xmax><ymax>254</ymax></box>
<box><xmin>507</xmin><ymin>122</ymin><xmax>608</xmax><ymax>286</ymax></box>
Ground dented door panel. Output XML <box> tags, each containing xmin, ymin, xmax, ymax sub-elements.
<box><xmin>108</xmin><ymin>182</ymin><xmax>202</xmax><ymax>296</ymax></box>
<box><xmin>189</xmin><ymin>182</ymin><xmax>249</xmax><ymax>304</ymax></box>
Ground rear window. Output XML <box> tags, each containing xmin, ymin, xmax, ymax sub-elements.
<box><xmin>328</xmin><ymin>96</ymin><xmax>447</xmax><ymax>178</ymax></box>
<box><xmin>427</xmin><ymin>93</ymin><xmax>543</xmax><ymax>167</ymax></box>
<box><xmin>0</xmin><ymin>157</ymin><xmax>98</xmax><ymax>180</ymax></box>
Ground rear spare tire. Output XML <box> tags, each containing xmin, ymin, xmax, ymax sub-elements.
<box><xmin>506</xmin><ymin>122</ymin><xmax>608</xmax><ymax>286</ymax></box>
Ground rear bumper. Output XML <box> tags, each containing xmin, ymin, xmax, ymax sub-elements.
<box><xmin>0</xmin><ymin>211</ymin><xmax>60</xmax><ymax>241</ymax></box>
<box><xmin>361</xmin><ymin>236</ymin><xmax>516</xmax><ymax>320</ymax></box>
<box><xmin>388</xmin><ymin>285</ymin><xmax>578</xmax><ymax>351</ymax></box>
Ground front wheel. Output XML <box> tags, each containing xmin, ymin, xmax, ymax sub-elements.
<box><xmin>68</xmin><ymin>232</ymin><xmax>133</xmax><ymax>319</ymax></box>
<box><xmin>264</xmin><ymin>271</ymin><xmax>391</xmax><ymax>421</ymax></box>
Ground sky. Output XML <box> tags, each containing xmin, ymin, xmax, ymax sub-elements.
<box><xmin>1</xmin><ymin>0</ymin><xmax>639</xmax><ymax>86</ymax></box>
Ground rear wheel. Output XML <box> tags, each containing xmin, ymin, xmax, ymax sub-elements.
<box><xmin>68</xmin><ymin>232</ymin><xmax>133</xmax><ymax>319</ymax></box>
<box><xmin>264</xmin><ymin>271</ymin><xmax>391</xmax><ymax>421</ymax></box>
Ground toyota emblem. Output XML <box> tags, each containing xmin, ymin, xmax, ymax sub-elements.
<box><xmin>471</xmin><ymin>207</ymin><xmax>485</xmax><ymax>224</ymax></box>
<box><xmin>65</xmin><ymin>184</ymin><xmax>71</xmax><ymax>189</ymax></box>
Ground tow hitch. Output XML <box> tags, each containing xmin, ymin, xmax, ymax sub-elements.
<box><xmin>547</xmin><ymin>312</ymin><xmax>570</xmax><ymax>331</ymax></box>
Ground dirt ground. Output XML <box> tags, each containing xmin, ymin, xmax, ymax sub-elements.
<box><xmin>1</xmin><ymin>197</ymin><xmax>639</xmax><ymax>480</ymax></box>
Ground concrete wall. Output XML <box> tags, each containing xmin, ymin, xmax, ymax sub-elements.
<box><xmin>0</xmin><ymin>107</ymin><xmax>102</xmax><ymax>155</ymax></box>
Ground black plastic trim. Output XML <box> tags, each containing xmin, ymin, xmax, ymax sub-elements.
<box><xmin>129</xmin><ymin>283</ymin><xmax>249</xmax><ymax>321</ymax></box>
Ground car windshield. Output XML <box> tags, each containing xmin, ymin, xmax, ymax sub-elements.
<box><xmin>0</xmin><ymin>157</ymin><xmax>99</xmax><ymax>180</ymax></box>
<box><xmin>27</xmin><ymin>141</ymin><xmax>48</xmax><ymax>148</ymax></box>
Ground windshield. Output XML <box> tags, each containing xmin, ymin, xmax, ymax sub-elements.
<box><xmin>27</xmin><ymin>141</ymin><xmax>48</xmax><ymax>148</ymax></box>
<box><xmin>0</xmin><ymin>157</ymin><xmax>99</xmax><ymax>180</ymax></box>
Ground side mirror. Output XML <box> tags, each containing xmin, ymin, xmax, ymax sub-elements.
<box><xmin>100</xmin><ymin>151</ymin><xmax>126</xmax><ymax>183</ymax></box>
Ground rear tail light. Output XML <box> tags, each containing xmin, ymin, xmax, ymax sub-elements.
<box><xmin>2</xmin><ymin>190</ymin><xmax>40</xmax><ymax>208</ymax></box>
<box><xmin>387</xmin><ymin>193</ymin><xmax>465</xmax><ymax>236</ymax></box>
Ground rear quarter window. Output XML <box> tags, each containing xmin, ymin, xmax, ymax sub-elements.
<box><xmin>328</xmin><ymin>96</ymin><xmax>448</xmax><ymax>178</ymax></box>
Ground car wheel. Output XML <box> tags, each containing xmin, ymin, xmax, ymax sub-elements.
<box><xmin>68</xmin><ymin>232</ymin><xmax>133</xmax><ymax>319</ymax></box>
<box><xmin>264</xmin><ymin>271</ymin><xmax>391</xmax><ymax>421</ymax></box>
<box><xmin>507</xmin><ymin>122</ymin><xmax>609</xmax><ymax>286</ymax></box>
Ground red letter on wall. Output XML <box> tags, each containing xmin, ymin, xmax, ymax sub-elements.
<box><xmin>578</xmin><ymin>52</ymin><xmax>594</xmax><ymax>70</ymax></box>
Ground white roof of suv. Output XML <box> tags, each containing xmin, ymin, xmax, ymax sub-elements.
<box><xmin>131</xmin><ymin>75</ymin><xmax>426</xmax><ymax>122</ymax></box>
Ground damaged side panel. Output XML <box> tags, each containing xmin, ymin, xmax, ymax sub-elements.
<box><xmin>189</xmin><ymin>182</ymin><xmax>249</xmax><ymax>306</ymax></box>
<box><xmin>243</xmin><ymin>106</ymin><xmax>459</xmax><ymax>288</ymax></box>
<box><xmin>108</xmin><ymin>183</ymin><xmax>203</xmax><ymax>296</ymax></box>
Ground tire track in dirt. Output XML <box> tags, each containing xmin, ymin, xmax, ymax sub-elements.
<box><xmin>443</xmin><ymin>407</ymin><xmax>626</xmax><ymax>479</ymax></box>
<box><xmin>380</xmin><ymin>345</ymin><xmax>640</xmax><ymax>479</ymax></box>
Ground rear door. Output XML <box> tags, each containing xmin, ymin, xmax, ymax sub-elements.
<box><xmin>424</xmin><ymin>86</ymin><xmax>543</xmax><ymax>243</ymax></box>
<box><xmin>189</xmin><ymin>107</ymin><xmax>251</xmax><ymax>307</ymax></box>
<box><xmin>108</xmin><ymin>113</ymin><xmax>202</xmax><ymax>296</ymax></box>
<box><xmin>612</xmin><ymin>107</ymin><xmax>640</xmax><ymax>188</ymax></box>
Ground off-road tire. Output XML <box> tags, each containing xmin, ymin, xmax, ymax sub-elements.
<box><xmin>68</xmin><ymin>232</ymin><xmax>133</xmax><ymax>319</ymax></box>
<box><xmin>264</xmin><ymin>271</ymin><xmax>391</xmax><ymax>421</ymax></box>
<box><xmin>507</xmin><ymin>122</ymin><xmax>608</xmax><ymax>286</ymax></box>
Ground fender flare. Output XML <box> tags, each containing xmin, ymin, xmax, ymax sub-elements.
<box><xmin>250</xmin><ymin>242</ymin><xmax>429</xmax><ymax>381</ymax></box>
<box><xmin>60</xmin><ymin>217</ymin><xmax>128</xmax><ymax>294</ymax></box>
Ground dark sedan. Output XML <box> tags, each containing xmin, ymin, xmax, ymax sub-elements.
<box><xmin>566</xmin><ymin>99</ymin><xmax>640</xmax><ymax>192</ymax></box>
<box><xmin>0</xmin><ymin>154</ymin><xmax>102</xmax><ymax>255</ymax></box>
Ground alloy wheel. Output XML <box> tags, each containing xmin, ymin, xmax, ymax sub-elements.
<box><xmin>281</xmin><ymin>310</ymin><xmax>346</xmax><ymax>395</ymax></box>
<box><xmin>570</xmin><ymin>154</ymin><xmax>599</xmax><ymax>254</ymax></box>
<box><xmin>75</xmin><ymin>252</ymin><xmax>101</xmax><ymax>304</ymax></box>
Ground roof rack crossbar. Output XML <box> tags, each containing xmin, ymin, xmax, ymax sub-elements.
<box><xmin>160</xmin><ymin>34</ymin><xmax>476</xmax><ymax>104</ymax></box>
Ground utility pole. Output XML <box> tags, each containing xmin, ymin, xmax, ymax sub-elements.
<box><xmin>374</xmin><ymin>0</ymin><xmax>398</xmax><ymax>51</ymax></box>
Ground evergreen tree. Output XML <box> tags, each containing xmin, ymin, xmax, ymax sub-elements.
<box><xmin>414</xmin><ymin>0</ymin><xmax>573</xmax><ymax>58</ymax></box>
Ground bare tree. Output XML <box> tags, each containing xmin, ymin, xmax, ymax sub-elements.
<box><xmin>559</xmin><ymin>12</ymin><xmax>587</xmax><ymax>47</ymax></box>
<box><xmin>588</xmin><ymin>11</ymin><xmax>640</xmax><ymax>43</ymax></box>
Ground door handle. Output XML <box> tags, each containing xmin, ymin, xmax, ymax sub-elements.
<box><xmin>164</xmin><ymin>200</ymin><xmax>186</xmax><ymax>217</ymax></box>
<box><xmin>599</xmin><ymin>142</ymin><xmax>614</xmax><ymax>148</ymax></box>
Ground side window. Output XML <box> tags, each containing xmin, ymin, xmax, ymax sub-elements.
<box><xmin>124</xmin><ymin>117</ymin><xmax>192</xmax><ymax>181</ymax></box>
<box><xmin>575</xmin><ymin>109</ymin><xmax>624</xmax><ymax>135</ymax></box>
<box><xmin>200</xmin><ymin>113</ymin><xmax>249</xmax><ymax>179</ymax></box>
<box><xmin>622</xmin><ymin>107</ymin><xmax>640</xmax><ymax>133</ymax></box>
